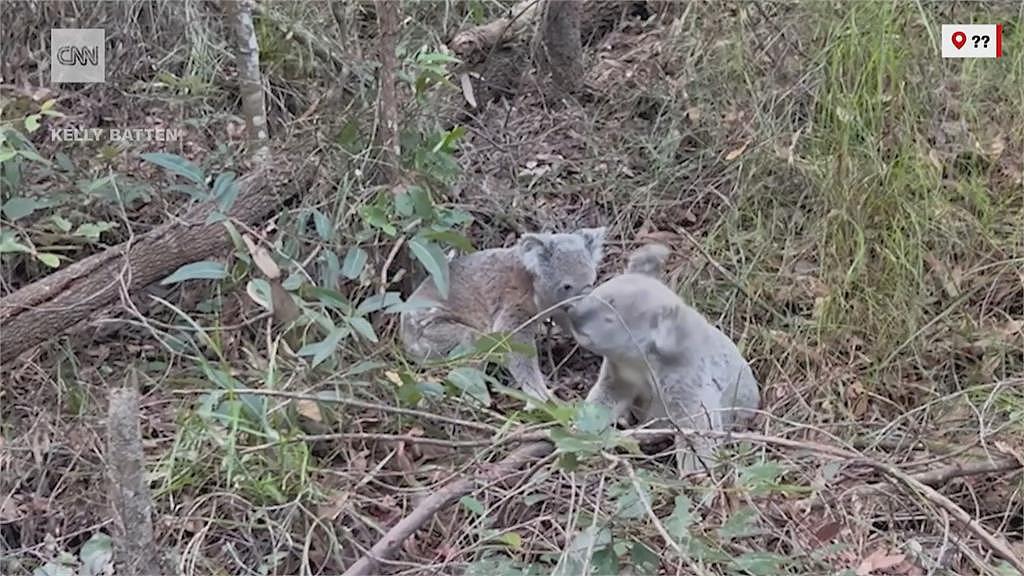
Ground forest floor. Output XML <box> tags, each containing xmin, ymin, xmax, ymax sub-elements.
<box><xmin>2</xmin><ymin>1</ymin><xmax>1023</xmax><ymax>576</ymax></box>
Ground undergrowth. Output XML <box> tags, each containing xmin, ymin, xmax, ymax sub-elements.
<box><xmin>1</xmin><ymin>1</ymin><xmax>1022</xmax><ymax>575</ymax></box>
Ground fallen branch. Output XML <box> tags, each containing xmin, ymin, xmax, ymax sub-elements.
<box><xmin>107</xmin><ymin>382</ymin><xmax>164</xmax><ymax>576</ymax></box>
<box><xmin>340</xmin><ymin>423</ymin><xmax>1024</xmax><ymax>574</ymax></box>
<box><xmin>342</xmin><ymin>440</ymin><xmax>555</xmax><ymax>576</ymax></box>
<box><xmin>448</xmin><ymin>0</ymin><xmax>639</xmax><ymax>62</ymax></box>
<box><xmin>0</xmin><ymin>151</ymin><xmax>317</xmax><ymax>364</ymax></box>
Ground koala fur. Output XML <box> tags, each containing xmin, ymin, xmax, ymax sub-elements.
<box><xmin>399</xmin><ymin>227</ymin><xmax>607</xmax><ymax>403</ymax></box>
<box><xmin>566</xmin><ymin>244</ymin><xmax>760</xmax><ymax>472</ymax></box>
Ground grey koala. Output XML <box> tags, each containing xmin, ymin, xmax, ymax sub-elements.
<box><xmin>565</xmin><ymin>243</ymin><xmax>760</xmax><ymax>472</ymax></box>
<box><xmin>399</xmin><ymin>227</ymin><xmax>607</xmax><ymax>403</ymax></box>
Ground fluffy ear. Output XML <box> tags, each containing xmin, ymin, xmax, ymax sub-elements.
<box><xmin>577</xmin><ymin>227</ymin><xmax>607</xmax><ymax>266</ymax></box>
<box><xmin>626</xmin><ymin>244</ymin><xmax>670</xmax><ymax>277</ymax></box>
<box><xmin>517</xmin><ymin>233</ymin><xmax>549</xmax><ymax>274</ymax></box>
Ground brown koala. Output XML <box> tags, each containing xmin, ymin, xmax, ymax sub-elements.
<box><xmin>399</xmin><ymin>228</ymin><xmax>607</xmax><ymax>403</ymax></box>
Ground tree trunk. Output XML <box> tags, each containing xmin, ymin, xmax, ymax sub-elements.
<box><xmin>0</xmin><ymin>155</ymin><xmax>317</xmax><ymax>364</ymax></box>
<box><xmin>373</xmin><ymin>0</ymin><xmax>401</xmax><ymax>185</ymax></box>
<box><xmin>224</xmin><ymin>0</ymin><xmax>269</xmax><ymax>157</ymax></box>
<box><xmin>533</xmin><ymin>0</ymin><xmax>584</xmax><ymax>97</ymax></box>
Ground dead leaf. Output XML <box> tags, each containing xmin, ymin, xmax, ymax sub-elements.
<box><xmin>856</xmin><ymin>548</ymin><xmax>906</xmax><ymax>575</ymax></box>
<box><xmin>459</xmin><ymin>73</ymin><xmax>477</xmax><ymax>109</ymax></box>
<box><xmin>243</xmin><ymin>234</ymin><xmax>281</xmax><ymax>279</ymax></box>
<box><xmin>295</xmin><ymin>399</ymin><xmax>322</xmax><ymax>423</ymax></box>
<box><xmin>384</xmin><ymin>371</ymin><xmax>403</xmax><ymax>386</ymax></box>
<box><xmin>685</xmin><ymin>106</ymin><xmax>701</xmax><ymax>122</ymax></box>
<box><xmin>0</xmin><ymin>498</ymin><xmax>21</xmax><ymax>522</ymax></box>
<box><xmin>318</xmin><ymin>491</ymin><xmax>350</xmax><ymax>521</ymax></box>
<box><xmin>985</xmin><ymin>133</ymin><xmax>1006</xmax><ymax>158</ymax></box>
<box><xmin>813</xmin><ymin>520</ymin><xmax>843</xmax><ymax>543</ymax></box>
<box><xmin>725</xmin><ymin>141</ymin><xmax>749</xmax><ymax>161</ymax></box>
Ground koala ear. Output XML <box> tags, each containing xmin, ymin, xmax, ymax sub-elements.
<box><xmin>577</xmin><ymin>227</ymin><xmax>607</xmax><ymax>266</ymax></box>
<box><xmin>517</xmin><ymin>233</ymin><xmax>549</xmax><ymax>274</ymax></box>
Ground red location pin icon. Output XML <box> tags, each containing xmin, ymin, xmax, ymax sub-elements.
<box><xmin>952</xmin><ymin>31</ymin><xmax>967</xmax><ymax>49</ymax></box>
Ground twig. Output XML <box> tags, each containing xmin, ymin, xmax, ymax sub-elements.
<box><xmin>341</xmin><ymin>441</ymin><xmax>555</xmax><ymax>576</ymax></box>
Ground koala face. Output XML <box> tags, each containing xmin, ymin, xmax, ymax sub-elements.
<box><xmin>518</xmin><ymin>227</ymin><xmax>606</xmax><ymax>313</ymax></box>
<box><xmin>566</xmin><ymin>274</ymin><xmax>677</xmax><ymax>361</ymax></box>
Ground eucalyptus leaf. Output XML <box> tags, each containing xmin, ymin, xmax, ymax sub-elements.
<box><xmin>140</xmin><ymin>152</ymin><xmax>205</xmax><ymax>184</ymax></box>
<box><xmin>409</xmin><ymin>236</ymin><xmax>449</xmax><ymax>299</ymax></box>
<box><xmin>161</xmin><ymin>260</ymin><xmax>227</xmax><ymax>285</ymax></box>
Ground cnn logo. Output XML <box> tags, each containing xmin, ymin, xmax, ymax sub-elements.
<box><xmin>51</xmin><ymin>29</ymin><xmax>105</xmax><ymax>83</ymax></box>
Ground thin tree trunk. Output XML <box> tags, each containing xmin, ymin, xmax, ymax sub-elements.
<box><xmin>374</xmin><ymin>0</ymin><xmax>401</xmax><ymax>184</ymax></box>
<box><xmin>225</xmin><ymin>0</ymin><xmax>269</xmax><ymax>158</ymax></box>
<box><xmin>532</xmin><ymin>0</ymin><xmax>584</xmax><ymax>97</ymax></box>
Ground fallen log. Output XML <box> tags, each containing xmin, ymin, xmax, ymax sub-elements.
<box><xmin>448</xmin><ymin>0</ymin><xmax>646</xmax><ymax>63</ymax></box>
<box><xmin>0</xmin><ymin>151</ymin><xmax>318</xmax><ymax>364</ymax></box>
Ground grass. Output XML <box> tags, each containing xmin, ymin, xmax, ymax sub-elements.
<box><xmin>1</xmin><ymin>1</ymin><xmax>1022</xmax><ymax>575</ymax></box>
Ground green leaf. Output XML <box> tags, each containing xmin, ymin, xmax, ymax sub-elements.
<box><xmin>459</xmin><ymin>495</ymin><xmax>485</xmax><ymax>516</ymax></box>
<box><xmin>630</xmin><ymin>542</ymin><xmax>660</xmax><ymax>575</ymax></box>
<box><xmin>305</xmin><ymin>286</ymin><xmax>352</xmax><ymax>312</ymax></box>
<box><xmin>211</xmin><ymin>171</ymin><xmax>239</xmax><ymax>212</ymax></box>
<box><xmin>574</xmin><ymin>403</ymin><xmax>613</xmax><ymax>435</ymax></box>
<box><xmin>79</xmin><ymin>532</ymin><xmax>113</xmax><ymax>576</ymax></box>
<box><xmin>356</xmin><ymin>292</ymin><xmax>402</xmax><ymax>315</ymax></box>
<box><xmin>553</xmin><ymin>526</ymin><xmax>611</xmax><ymax>576</ymax></box>
<box><xmin>0</xmin><ymin>230</ymin><xmax>31</xmax><ymax>253</ymax></box>
<box><xmin>407</xmin><ymin>185</ymin><xmax>434</xmax><ymax>219</ymax></box>
<box><xmin>297</xmin><ymin>327</ymin><xmax>350</xmax><ymax>367</ymax></box>
<box><xmin>383</xmin><ymin>296</ymin><xmax>439</xmax><ymax>314</ymax></box>
<box><xmin>665</xmin><ymin>494</ymin><xmax>696</xmax><ymax>544</ymax></box>
<box><xmin>718</xmin><ymin>507</ymin><xmax>759</xmax><ymax>541</ymax></box>
<box><xmin>494</xmin><ymin>531</ymin><xmax>523</xmax><ymax>550</ymax></box>
<box><xmin>730</xmin><ymin>551</ymin><xmax>790</xmax><ymax>575</ymax></box>
<box><xmin>341</xmin><ymin>246</ymin><xmax>368</xmax><ymax>280</ymax></box>
<box><xmin>321</xmin><ymin>249</ymin><xmax>341</xmax><ymax>286</ymax></box>
<box><xmin>423</xmin><ymin>228</ymin><xmax>475</xmax><ymax>252</ymax></box>
<box><xmin>433</xmin><ymin>125</ymin><xmax>466</xmax><ymax>153</ymax></box>
<box><xmin>738</xmin><ymin>461</ymin><xmax>788</xmax><ymax>494</ymax></box>
<box><xmin>347</xmin><ymin>316</ymin><xmax>379</xmax><ymax>343</ymax></box>
<box><xmin>445</xmin><ymin>366</ymin><xmax>491</xmax><ymax>405</ymax></box>
<box><xmin>548</xmin><ymin>428</ymin><xmax>601</xmax><ymax>455</ymax></box>
<box><xmin>32</xmin><ymin>562</ymin><xmax>75</xmax><ymax>576</ymax></box>
<box><xmin>313</xmin><ymin>209</ymin><xmax>332</xmax><ymax>241</ymax></box>
<box><xmin>54</xmin><ymin>151</ymin><xmax>74</xmax><ymax>171</ymax></box>
<box><xmin>361</xmin><ymin>205</ymin><xmax>396</xmax><ymax>236</ymax></box>
<box><xmin>73</xmin><ymin>221</ymin><xmax>117</xmax><ymax>240</ymax></box>
<box><xmin>3</xmin><ymin>196</ymin><xmax>45</xmax><ymax>220</ymax></box>
<box><xmin>610</xmin><ymin>479</ymin><xmax>647</xmax><ymax>520</ymax></box>
<box><xmin>35</xmin><ymin>252</ymin><xmax>61</xmax><ymax>267</ymax></box>
<box><xmin>51</xmin><ymin>214</ymin><xmax>73</xmax><ymax>232</ymax></box>
<box><xmin>591</xmin><ymin>546</ymin><xmax>619</xmax><ymax>576</ymax></box>
<box><xmin>140</xmin><ymin>152</ymin><xmax>204</xmax><ymax>184</ymax></box>
<box><xmin>24</xmin><ymin>114</ymin><xmax>40</xmax><ymax>133</ymax></box>
<box><xmin>409</xmin><ymin>236</ymin><xmax>449</xmax><ymax>299</ymax></box>
<box><xmin>0</xmin><ymin>150</ymin><xmax>16</xmax><ymax>162</ymax></box>
<box><xmin>160</xmin><ymin>260</ymin><xmax>227</xmax><ymax>285</ymax></box>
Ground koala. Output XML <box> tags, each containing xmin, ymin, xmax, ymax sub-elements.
<box><xmin>565</xmin><ymin>244</ymin><xmax>760</xmax><ymax>472</ymax></box>
<box><xmin>399</xmin><ymin>227</ymin><xmax>607</xmax><ymax>404</ymax></box>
